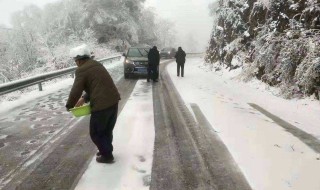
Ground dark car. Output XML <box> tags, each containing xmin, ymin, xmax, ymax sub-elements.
<box><xmin>160</xmin><ymin>47</ymin><xmax>176</xmax><ymax>59</ymax></box>
<box><xmin>123</xmin><ymin>46</ymin><xmax>150</xmax><ymax>78</ymax></box>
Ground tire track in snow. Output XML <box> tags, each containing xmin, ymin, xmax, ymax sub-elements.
<box><xmin>249</xmin><ymin>103</ymin><xmax>320</xmax><ymax>153</ymax></box>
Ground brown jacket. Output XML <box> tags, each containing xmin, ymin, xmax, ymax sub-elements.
<box><xmin>66</xmin><ymin>59</ymin><xmax>120</xmax><ymax>112</ymax></box>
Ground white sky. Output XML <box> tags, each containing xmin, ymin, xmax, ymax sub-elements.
<box><xmin>145</xmin><ymin>0</ymin><xmax>213</xmax><ymax>52</ymax></box>
<box><xmin>0</xmin><ymin>0</ymin><xmax>59</xmax><ymax>27</ymax></box>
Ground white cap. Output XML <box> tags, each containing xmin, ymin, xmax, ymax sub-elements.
<box><xmin>69</xmin><ymin>44</ymin><xmax>91</xmax><ymax>60</ymax></box>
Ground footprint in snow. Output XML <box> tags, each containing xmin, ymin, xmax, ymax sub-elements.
<box><xmin>138</xmin><ymin>155</ymin><xmax>146</xmax><ymax>162</ymax></box>
<box><xmin>21</xmin><ymin>150</ymin><xmax>30</xmax><ymax>156</ymax></box>
<box><xmin>132</xmin><ymin>165</ymin><xmax>146</xmax><ymax>174</ymax></box>
<box><xmin>32</xmin><ymin>124</ymin><xmax>43</xmax><ymax>129</ymax></box>
<box><xmin>28</xmin><ymin>140</ymin><xmax>37</xmax><ymax>144</ymax></box>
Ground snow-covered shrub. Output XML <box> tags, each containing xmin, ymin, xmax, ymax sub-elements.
<box><xmin>277</xmin><ymin>37</ymin><xmax>307</xmax><ymax>83</ymax></box>
<box><xmin>296</xmin><ymin>57</ymin><xmax>320</xmax><ymax>95</ymax></box>
<box><xmin>248</xmin><ymin>2</ymin><xmax>268</xmax><ymax>37</ymax></box>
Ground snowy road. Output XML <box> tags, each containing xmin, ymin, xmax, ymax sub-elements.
<box><xmin>1</xmin><ymin>56</ymin><xmax>320</xmax><ymax>190</ymax></box>
<box><xmin>0</xmin><ymin>58</ymin><xmax>251</xmax><ymax>190</ymax></box>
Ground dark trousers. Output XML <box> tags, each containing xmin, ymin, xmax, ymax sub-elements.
<box><xmin>147</xmin><ymin>65</ymin><xmax>158</xmax><ymax>81</ymax></box>
<box><xmin>90</xmin><ymin>103</ymin><xmax>118</xmax><ymax>157</ymax></box>
<box><xmin>177</xmin><ymin>63</ymin><xmax>185</xmax><ymax>77</ymax></box>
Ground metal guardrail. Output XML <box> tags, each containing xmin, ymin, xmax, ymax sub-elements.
<box><xmin>0</xmin><ymin>55</ymin><xmax>121</xmax><ymax>96</ymax></box>
<box><xmin>186</xmin><ymin>52</ymin><xmax>205</xmax><ymax>57</ymax></box>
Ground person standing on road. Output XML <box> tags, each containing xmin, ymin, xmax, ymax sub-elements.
<box><xmin>147</xmin><ymin>46</ymin><xmax>160</xmax><ymax>82</ymax></box>
<box><xmin>175</xmin><ymin>47</ymin><xmax>186</xmax><ymax>77</ymax></box>
<box><xmin>66</xmin><ymin>44</ymin><xmax>121</xmax><ymax>164</ymax></box>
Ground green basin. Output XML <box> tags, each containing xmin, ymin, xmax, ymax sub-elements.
<box><xmin>70</xmin><ymin>104</ymin><xmax>91</xmax><ymax>117</ymax></box>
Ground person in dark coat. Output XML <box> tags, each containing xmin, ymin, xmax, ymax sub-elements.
<box><xmin>175</xmin><ymin>47</ymin><xmax>186</xmax><ymax>77</ymax></box>
<box><xmin>147</xmin><ymin>46</ymin><xmax>160</xmax><ymax>82</ymax></box>
<box><xmin>66</xmin><ymin>44</ymin><xmax>121</xmax><ymax>164</ymax></box>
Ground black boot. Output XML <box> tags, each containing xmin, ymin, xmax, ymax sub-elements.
<box><xmin>96</xmin><ymin>154</ymin><xmax>115</xmax><ymax>164</ymax></box>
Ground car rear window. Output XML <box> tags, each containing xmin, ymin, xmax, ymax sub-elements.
<box><xmin>127</xmin><ymin>48</ymin><xmax>149</xmax><ymax>57</ymax></box>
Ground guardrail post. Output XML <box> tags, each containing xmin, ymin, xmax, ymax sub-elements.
<box><xmin>38</xmin><ymin>83</ymin><xmax>43</xmax><ymax>91</ymax></box>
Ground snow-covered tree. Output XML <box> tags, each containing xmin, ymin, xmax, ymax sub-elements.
<box><xmin>0</xmin><ymin>0</ymin><xmax>174</xmax><ymax>81</ymax></box>
<box><xmin>155</xmin><ymin>19</ymin><xmax>176</xmax><ymax>48</ymax></box>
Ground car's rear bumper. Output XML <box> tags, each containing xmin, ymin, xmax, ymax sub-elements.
<box><xmin>124</xmin><ymin>65</ymin><xmax>148</xmax><ymax>75</ymax></box>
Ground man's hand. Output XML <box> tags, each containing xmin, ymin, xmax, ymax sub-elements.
<box><xmin>75</xmin><ymin>97</ymin><xmax>85</xmax><ymax>107</ymax></box>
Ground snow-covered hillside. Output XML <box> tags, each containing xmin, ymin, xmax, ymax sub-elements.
<box><xmin>206</xmin><ymin>0</ymin><xmax>320</xmax><ymax>99</ymax></box>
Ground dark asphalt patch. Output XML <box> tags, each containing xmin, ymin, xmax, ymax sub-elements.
<box><xmin>190</xmin><ymin>104</ymin><xmax>217</xmax><ymax>133</ymax></box>
<box><xmin>249</xmin><ymin>103</ymin><xmax>320</xmax><ymax>153</ymax></box>
<box><xmin>151</xmin><ymin>62</ymin><xmax>187</xmax><ymax>190</ymax></box>
<box><xmin>190</xmin><ymin>103</ymin><xmax>252</xmax><ymax>190</ymax></box>
<box><xmin>151</xmin><ymin>60</ymin><xmax>252</xmax><ymax>190</ymax></box>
